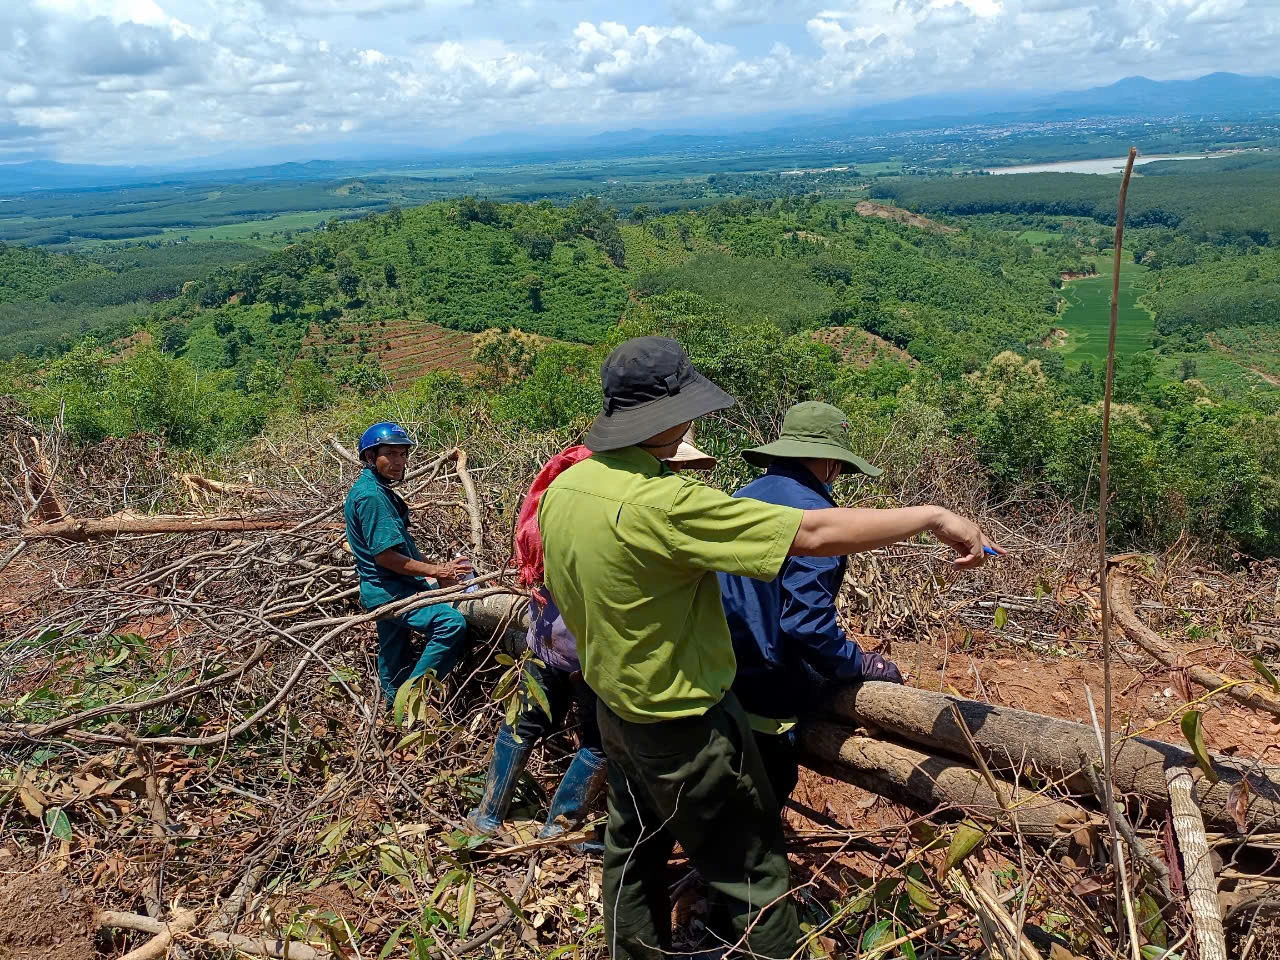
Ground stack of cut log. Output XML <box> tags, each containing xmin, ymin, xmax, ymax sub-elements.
<box><xmin>454</xmin><ymin>593</ymin><xmax>1280</xmax><ymax>836</ymax></box>
<box><xmin>801</xmin><ymin>681</ymin><xmax>1279</xmax><ymax>835</ymax></box>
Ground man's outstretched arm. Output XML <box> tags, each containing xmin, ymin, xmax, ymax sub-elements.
<box><xmin>790</xmin><ymin>505</ymin><xmax>1002</xmax><ymax>569</ymax></box>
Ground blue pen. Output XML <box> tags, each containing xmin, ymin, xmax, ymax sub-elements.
<box><xmin>983</xmin><ymin>545</ymin><xmax>1000</xmax><ymax>557</ymax></box>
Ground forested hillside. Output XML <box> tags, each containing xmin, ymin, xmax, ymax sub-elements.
<box><xmin>2</xmin><ymin>187</ymin><xmax>1277</xmax><ymax>554</ymax></box>
<box><xmin>871</xmin><ymin>166</ymin><xmax>1280</xmax><ymax>243</ymax></box>
<box><xmin>0</xmin><ymin>243</ymin><xmax>107</xmax><ymax>301</ymax></box>
<box><xmin>0</xmin><ymin>240</ymin><xmax>267</xmax><ymax>358</ymax></box>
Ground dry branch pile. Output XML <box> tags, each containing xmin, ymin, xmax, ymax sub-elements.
<box><xmin>2</xmin><ymin>413</ymin><xmax>1278</xmax><ymax>959</ymax></box>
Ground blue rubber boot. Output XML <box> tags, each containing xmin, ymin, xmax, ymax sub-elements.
<box><xmin>467</xmin><ymin>728</ymin><xmax>535</xmax><ymax>834</ymax></box>
<box><xmin>539</xmin><ymin>747</ymin><xmax>607</xmax><ymax>851</ymax></box>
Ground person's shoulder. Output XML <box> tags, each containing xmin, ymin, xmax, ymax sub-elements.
<box><xmin>345</xmin><ymin>471</ymin><xmax>385</xmax><ymax>508</ymax></box>
<box><xmin>735</xmin><ymin>471</ymin><xmax>821</xmax><ymax>508</ymax></box>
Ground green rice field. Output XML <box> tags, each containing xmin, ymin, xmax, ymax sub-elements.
<box><xmin>1057</xmin><ymin>255</ymin><xmax>1154</xmax><ymax>367</ymax></box>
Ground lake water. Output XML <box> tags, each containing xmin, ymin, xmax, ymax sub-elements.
<box><xmin>986</xmin><ymin>154</ymin><xmax>1224</xmax><ymax>175</ymax></box>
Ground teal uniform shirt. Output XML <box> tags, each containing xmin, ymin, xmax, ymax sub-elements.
<box><xmin>344</xmin><ymin>466</ymin><xmax>428</xmax><ymax>610</ymax></box>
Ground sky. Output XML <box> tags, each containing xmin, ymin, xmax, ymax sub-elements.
<box><xmin>2</xmin><ymin>0</ymin><xmax>1279</xmax><ymax>165</ymax></box>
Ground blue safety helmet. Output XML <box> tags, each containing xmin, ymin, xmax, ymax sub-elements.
<box><xmin>357</xmin><ymin>421</ymin><xmax>415</xmax><ymax>459</ymax></box>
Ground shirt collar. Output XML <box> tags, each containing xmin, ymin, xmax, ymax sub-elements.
<box><xmin>596</xmin><ymin>445</ymin><xmax>672</xmax><ymax>477</ymax></box>
<box><xmin>362</xmin><ymin>465</ymin><xmax>396</xmax><ymax>490</ymax></box>
<box><xmin>766</xmin><ymin>460</ymin><xmax>837</xmax><ymax>507</ymax></box>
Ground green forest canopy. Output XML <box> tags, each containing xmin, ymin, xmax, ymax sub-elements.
<box><xmin>870</xmin><ymin>168</ymin><xmax>1280</xmax><ymax>244</ymax></box>
<box><xmin>2</xmin><ymin>189</ymin><xmax>1277</xmax><ymax>556</ymax></box>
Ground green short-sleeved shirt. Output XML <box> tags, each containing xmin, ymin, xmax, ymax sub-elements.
<box><xmin>344</xmin><ymin>467</ymin><xmax>428</xmax><ymax>610</ymax></box>
<box><xmin>539</xmin><ymin>446</ymin><xmax>804</xmax><ymax>723</ymax></box>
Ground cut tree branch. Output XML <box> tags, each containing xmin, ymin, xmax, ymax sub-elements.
<box><xmin>1110</xmin><ymin>567</ymin><xmax>1280</xmax><ymax>719</ymax></box>
<box><xmin>21</xmin><ymin>511</ymin><xmax>312</xmax><ymax>542</ymax></box>
<box><xmin>1166</xmin><ymin>766</ymin><xmax>1228</xmax><ymax>960</ymax></box>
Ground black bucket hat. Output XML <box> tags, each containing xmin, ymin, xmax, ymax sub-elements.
<box><xmin>584</xmin><ymin>337</ymin><xmax>735</xmax><ymax>452</ymax></box>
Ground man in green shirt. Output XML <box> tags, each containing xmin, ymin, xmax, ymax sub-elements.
<box><xmin>344</xmin><ymin>421</ymin><xmax>473</xmax><ymax>704</ymax></box>
<box><xmin>540</xmin><ymin>337</ymin><xmax>1000</xmax><ymax>960</ymax></box>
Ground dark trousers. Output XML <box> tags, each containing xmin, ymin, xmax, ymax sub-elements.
<box><xmin>510</xmin><ymin>657</ymin><xmax>602</xmax><ymax>753</ymax></box>
<box><xmin>374</xmin><ymin>602</ymin><xmax>469</xmax><ymax>703</ymax></box>
<box><xmin>597</xmin><ymin>692</ymin><xmax>801</xmax><ymax>960</ymax></box>
<box><xmin>753</xmin><ymin>730</ymin><xmax>800</xmax><ymax>810</ymax></box>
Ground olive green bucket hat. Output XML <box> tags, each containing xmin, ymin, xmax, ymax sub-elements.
<box><xmin>742</xmin><ymin>401</ymin><xmax>882</xmax><ymax>476</ymax></box>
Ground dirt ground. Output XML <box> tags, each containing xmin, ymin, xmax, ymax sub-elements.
<box><xmin>0</xmin><ymin>868</ymin><xmax>98</xmax><ymax>960</ymax></box>
<box><xmin>854</xmin><ymin>200</ymin><xmax>957</xmax><ymax>234</ymax></box>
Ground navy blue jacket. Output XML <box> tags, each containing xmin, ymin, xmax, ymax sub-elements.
<box><xmin>718</xmin><ymin>462</ymin><xmax>864</xmax><ymax>721</ymax></box>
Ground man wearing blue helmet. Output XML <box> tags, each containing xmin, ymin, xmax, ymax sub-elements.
<box><xmin>344</xmin><ymin>421</ymin><xmax>473</xmax><ymax>704</ymax></box>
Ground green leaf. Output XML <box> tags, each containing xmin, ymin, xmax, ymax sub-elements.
<box><xmin>993</xmin><ymin>607</ymin><xmax>1008</xmax><ymax>630</ymax></box>
<box><xmin>1251</xmin><ymin>658</ymin><xmax>1280</xmax><ymax>695</ymax></box>
<box><xmin>495</xmin><ymin>653</ymin><xmax>514</xmax><ymax>666</ymax></box>
<box><xmin>940</xmin><ymin>821</ymin><xmax>986</xmax><ymax>878</ymax></box>
<box><xmin>45</xmin><ymin>808</ymin><xmax>72</xmax><ymax>842</ymax></box>
<box><xmin>1137</xmin><ymin>892</ymin><xmax>1167</xmax><ymax>948</ymax></box>
<box><xmin>844</xmin><ymin>885</ymin><xmax>874</xmax><ymax>917</ymax></box>
<box><xmin>100</xmin><ymin>647</ymin><xmax>130</xmax><ymax>669</ymax></box>
<box><xmin>1179</xmin><ymin>710</ymin><xmax>1219</xmax><ymax>784</ymax></box>
<box><xmin>492</xmin><ymin>669</ymin><xmax>517</xmax><ymax>701</ymax></box>
<box><xmin>897</xmin><ymin>926</ymin><xmax>918</xmax><ymax>960</ymax></box>
<box><xmin>523</xmin><ymin>669</ymin><xmax>552</xmax><ymax>721</ymax></box>
<box><xmin>872</xmin><ymin>877</ymin><xmax>901</xmax><ymax>905</ymax></box>
<box><xmin>443</xmin><ymin>830</ymin><xmax>488</xmax><ymax>851</ymax></box>
<box><xmin>411</xmin><ymin>931</ymin><xmax>435</xmax><ymax>960</ymax></box>
<box><xmin>457</xmin><ymin>874</ymin><xmax>476</xmax><ymax>936</ymax></box>
<box><xmin>394</xmin><ymin>730</ymin><xmax>439</xmax><ymax>752</ymax></box>
<box><xmin>378</xmin><ymin>922</ymin><xmax>408</xmax><ymax>959</ymax></box>
<box><xmin>392</xmin><ymin>681</ymin><xmax>414</xmax><ymax>728</ymax></box>
<box><xmin>904</xmin><ymin>865</ymin><xmax>938</xmax><ymax>913</ymax></box>
<box><xmin>428</xmin><ymin>869</ymin><xmax>465</xmax><ymax>906</ymax></box>
<box><xmin>1141</xmin><ymin>947</ymin><xmax>1183</xmax><ymax>960</ymax></box>
<box><xmin>317</xmin><ymin>816</ymin><xmax>353</xmax><ymax>854</ymax></box>
<box><xmin>861</xmin><ymin>918</ymin><xmax>894</xmax><ymax>953</ymax></box>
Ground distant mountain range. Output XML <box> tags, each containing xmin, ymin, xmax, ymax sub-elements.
<box><xmin>2</xmin><ymin>72</ymin><xmax>1277</xmax><ymax>194</ymax></box>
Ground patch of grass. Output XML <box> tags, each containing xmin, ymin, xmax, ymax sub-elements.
<box><xmin>1058</xmin><ymin>255</ymin><xmax>1153</xmax><ymax>368</ymax></box>
<box><xmin>158</xmin><ymin>210</ymin><xmax>360</xmax><ymax>246</ymax></box>
<box><xmin>1016</xmin><ymin>229</ymin><xmax>1057</xmax><ymax>244</ymax></box>
<box><xmin>1151</xmin><ymin>351</ymin><xmax>1279</xmax><ymax>399</ymax></box>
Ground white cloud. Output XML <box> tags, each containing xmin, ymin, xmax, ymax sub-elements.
<box><xmin>254</xmin><ymin>0</ymin><xmax>470</xmax><ymax>17</ymax></box>
<box><xmin>672</xmin><ymin>0</ymin><xmax>798</xmax><ymax>26</ymax></box>
<box><xmin>0</xmin><ymin>0</ymin><xmax>1278</xmax><ymax>163</ymax></box>
<box><xmin>5</xmin><ymin>83</ymin><xmax>39</xmax><ymax>104</ymax></box>
<box><xmin>570</xmin><ymin>21</ymin><xmax>738</xmax><ymax>93</ymax></box>
<box><xmin>35</xmin><ymin>0</ymin><xmax>170</xmax><ymax>27</ymax></box>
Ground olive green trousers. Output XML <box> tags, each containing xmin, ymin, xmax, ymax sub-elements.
<box><xmin>596</xmin><ymin>692</ymin><xmax>801</xmax><ymax>959</ymax></box>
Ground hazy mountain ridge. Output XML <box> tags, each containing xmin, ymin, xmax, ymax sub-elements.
<box><xmin>3</xmin><ymin>72</ymin><xmax>1277</xmax><ymax>194</ymax></box>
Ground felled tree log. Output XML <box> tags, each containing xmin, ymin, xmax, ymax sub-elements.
<box><xmin>1166</xmin><ymin>767</ymin><xmax>1227</xmax><ymax>960</ymax></box>
<box><xmin>457</xmin><ymin>591</ymin><xmax>530</xmax><ymax>652</ymax></box>
<box><xmin>177</xmin><ymin>472</ymin><xmax>277</xmax><ymax>504</ymax></box>
<box><xmin>1110</xmin><ymin>568</ymin><xmax>1280</xmax><ymax>719</ymax></box>
<box><xmin>448</xmin><ymin>603</ymin><xmax>1279</xmax><ymax>831</ymax></box>
<box><xmin>97</xmin><ymin>908</ymin><xmax>199</xmax><ymax>960</ymax></box>
<box><xmin>825</xmin><ymin>682</ymin><xmax>1280</xmax><ymax>832</ymax></box>
<box><xmin>799</xmin><ymin>723</ymin><xmax>1089</xmax><ymax>838</ymax></box>
<box><xmin>98</xmin><ymin>911</ymin><xmax>329</xmax><ymax>960</ymax></box>
<box><xmin>21</xmin><ymin>510</ymin><xmax>306</xmax><ymax>542</ymax></box>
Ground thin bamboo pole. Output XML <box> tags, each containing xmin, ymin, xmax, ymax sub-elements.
<box><xmin>1098</xmin><ymin>145</ymin><xmax>1138</xmax><ymax>956</ymax></box>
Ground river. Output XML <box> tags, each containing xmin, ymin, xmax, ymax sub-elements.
<box><xmin>985</xmin><ymin>154</ymin><xmax>1224</xmax><ymax>175</ymax></box>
